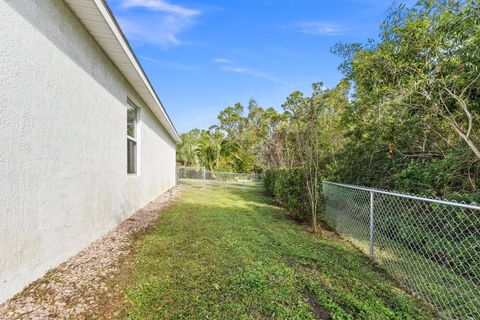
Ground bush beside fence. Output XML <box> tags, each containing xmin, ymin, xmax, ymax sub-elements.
<box><xmin>263</xmin><ymin>168</ymin><xmax>323</xmax><ymax>222</ymax></box>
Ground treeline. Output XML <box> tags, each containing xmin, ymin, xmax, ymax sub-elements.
<box><xmin>177</xmin><ymin>0</ymin><xmax>480</xmax><ymax>203</ymax></box>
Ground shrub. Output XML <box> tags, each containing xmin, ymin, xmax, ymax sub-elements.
<box><xmin>263</xmin><ymin>168</ymin><xmax>323</xmax><ymax>223</ymax></box>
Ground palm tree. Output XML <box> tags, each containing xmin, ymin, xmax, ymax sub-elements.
<box><xmin>177</xmin><ymin>133</ymin><xmax>198</xmax><ymax>167</ymax></box>
<box><xmin>197</xmin><ymin>133</ymin><xmax>222</xmax><ymax>171</ymax></box>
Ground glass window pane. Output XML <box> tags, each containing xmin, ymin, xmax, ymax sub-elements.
<box><xmin>127</xmin><ymin>139</ymin><xmax>137</xmax><ymax>174</ymax></box>
<box><xmin>127</xmin><ymin>104</ymin><xmax>136</xmax><ymax>138</ymax></box>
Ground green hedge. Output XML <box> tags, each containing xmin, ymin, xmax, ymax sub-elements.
<box><xmin>263</xmin><ymin>168</ymin><xmax>323</xmax><ymax>222</ymax></box>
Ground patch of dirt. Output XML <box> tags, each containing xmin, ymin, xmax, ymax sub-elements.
<box><xmin>0</xmin><ymin>186</ymin><xmax>183</xmax><ymax>320</ymax></box>
<box><xmin>304</xmin><ymin>287</ymin><xmax>331</xmax><ymax>320</ymax></box>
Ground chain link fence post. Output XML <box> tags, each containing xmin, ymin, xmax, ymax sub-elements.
<box><xmin>369</xmin><ymin>191</ymin><xmax>375</xmax><ymax>258</ymax></box>
<box><xmin>201</xmin><ymin>167</ymin><xmax>206</xmax><ymax>188</ymax></box>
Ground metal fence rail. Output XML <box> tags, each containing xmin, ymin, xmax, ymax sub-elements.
<box><xmin>177</xmin><ymin>166</ymin><xmax>260</xmax><ymax>187</ymax></box>
<box><xmin>323</xmin><ymin>181</ymin><xmax>480</xmax><ymax>320</ymax></box>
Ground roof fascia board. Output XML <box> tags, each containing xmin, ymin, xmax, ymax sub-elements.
<box><xmin>68</xmin><ymin>0</ymin><xmax>181</xmax><ymax>143</ymax></box>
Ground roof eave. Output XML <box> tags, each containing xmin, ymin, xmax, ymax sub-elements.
<box><xmin>64</xmin><ymin>0</ymin><xmax>181</xmax><ymax>144</ymax></box>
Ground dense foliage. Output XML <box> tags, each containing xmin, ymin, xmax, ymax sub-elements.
<box><xmin>331</xmin><ymin>0</ymin><xmax>480</xmax><ymax>202</ymax></box>
<box><xmin>178</xmin><ymin>0</ymin><xmax>480</xmax><ymax>203</ymax></box>
<box><xmin>176</xmin><ymin>101</ymin><xmax>283</xmax><ymax>173</ymax></box>
<box><xmin>263</xmin><ymin>168</ymin><xmax>309</xmax><ymax>222</ymax></box>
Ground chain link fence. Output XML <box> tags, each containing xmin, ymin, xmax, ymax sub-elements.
<box><xmin>323</xmin><ymin>181</ymin><xmax>480</xmax><ymax>320</ymax></box>
<box><xmin>177</xmin><ymin>166</ymin><xmax>260</xmax><ymax>187</ymax></box>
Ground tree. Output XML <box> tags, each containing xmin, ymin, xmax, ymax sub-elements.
<box><xmin>176</xmin><ymin>133</ymin><xmax>198</xmax><ymax>167</ymax></box>
<box><xmin>217</xmin><ymin>103</ymin><xmax>246</xmax><ymax>139</ymax></box>
<box><xmin>332</xmin><ymin>0</ymin><xmax>480</xmax><ymax>197</ymax></box>
<box><xmin>197</xmin><ymin>132</ymin><xmax>222</xmax><ymax>171</ymax></box>
<box><xmin>281</xmin><ymin>84</ymin><xmax>332</xmax><ymax>231</ymax></box>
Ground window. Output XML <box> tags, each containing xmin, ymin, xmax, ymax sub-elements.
<box><xmin>127</xmin><ymin>102</ymin><xmax>138</xmax><ymax>174</ymax></box>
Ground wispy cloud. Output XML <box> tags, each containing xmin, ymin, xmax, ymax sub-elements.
<box><xmin>213</xmin><ymin>58</ymin><xmax>281</xmax><ymax>82</ymax></box>
<box><xmin>111</xmin><ymin>0</ymin><xmax>201</xmax><ymax>47</ymax></box>
<box><xmin>212</xmin><ymin>58</ymin><xmax>233</xmax><ymax>64</ymax></box>
<box><xmin>141</xmin><ymin>56</ymin><xmax>199</xmax><ymax>71</ymax></box>
<box><xmin>223</xmin><ymin>66</ymin><xmax>277</xmax><ymax>81</ymax></box>
<box><xmin>120</xmin><ymin>0</ymin><xmax>200</xmax><ymax>16</ymax></box>
<box><xmin>293</xmin><ymin>22</ymin><xmax>344</xmax><ymax>36</ymax></box>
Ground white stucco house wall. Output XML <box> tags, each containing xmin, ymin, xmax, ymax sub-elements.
<box><xmin>0</xmin><ymin>0</ymin><xmax>180</xmax><ymax>303</ymax></box>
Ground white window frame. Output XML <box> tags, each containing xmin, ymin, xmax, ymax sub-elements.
<box><xmin>127</xmin><ymin>100</ymin><xmax>141</xmax><ymax>175</ymax></box>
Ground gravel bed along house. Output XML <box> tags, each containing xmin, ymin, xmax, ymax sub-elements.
<box><xmin>0</xmin><ymin>186</ymin><xmax>182</xmax><ymax>320</ymax></box>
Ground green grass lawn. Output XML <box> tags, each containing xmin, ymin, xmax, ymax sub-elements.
<box><xmin>117</xmin><ymin>182</ymin><xmax>435</xmax><ymax>319</ymax></box>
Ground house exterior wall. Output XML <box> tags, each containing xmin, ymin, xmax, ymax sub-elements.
<box><xmin>0</xmin><ymin>0</ymin><xmax>176</xmax><ymax>303</ymax></box>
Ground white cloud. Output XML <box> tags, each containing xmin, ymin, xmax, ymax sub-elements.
<box><xmin>141</xmin><ymin>56</ymin><xmax>199</xmax><ymax>71</ymax></box>
<box><xmin>222</xmin><ymin>65</ymin><xmax>280</xmax><ymax>83</ymax></box>
<box><xmin>120</xmin><ymin>0</ymin><xmax>200</xmax><ymax>17</ymax></box>
<box><xmin>294</xmin><ymin>22</ymin><xmax>344</xmax><ymax>36</ymax></box>
<box><xmin>212</xmin><ymin>58</ymin><xmax>233</xmax><ymax>64</ymax></box>
<box><xmin>212</xmin><ymin>57</ymin><xmax>282</xmax><ymax>83</ymax></box>
<box><xmin>112</xmin><ymin>0</ymin><xmax>201</xmax><ymax>47</ymax></box>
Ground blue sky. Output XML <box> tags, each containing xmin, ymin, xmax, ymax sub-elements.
<box><xmin>106</xmin><ymin>0</ymin><xmax>415</xmax><ymax>133</ymax></box>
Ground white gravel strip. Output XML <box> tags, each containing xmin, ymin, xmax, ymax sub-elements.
<box><xmin>0</xmin><ymin>186</ymin><xmax>182</xmax><ymax>320</ymax></box>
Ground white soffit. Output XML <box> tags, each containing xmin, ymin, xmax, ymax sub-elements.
<box><xmin>64</xmin><ymin>0</ymin><xmax>181</xmax><ymax>143</ymax></box>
